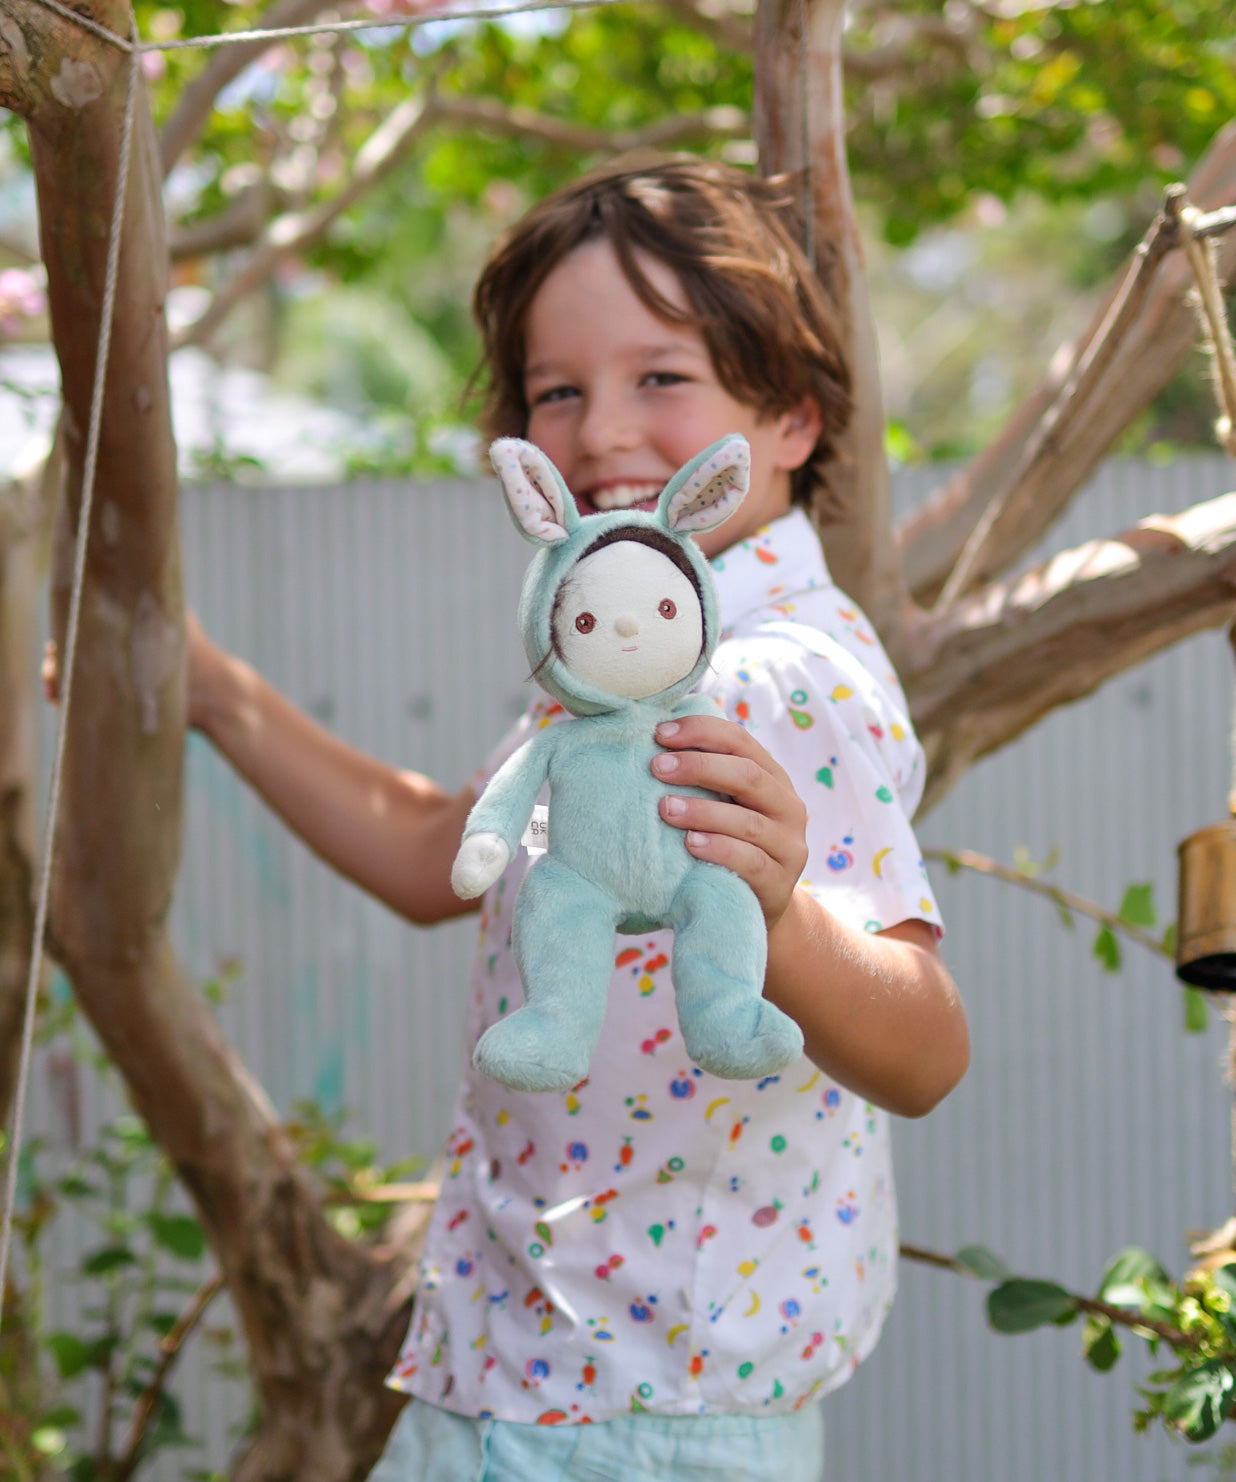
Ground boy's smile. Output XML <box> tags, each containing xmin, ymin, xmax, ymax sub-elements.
<box><xmin>522</xmin><ymin>239</ymin><xmax>821</xmax><ymax>560</ymax></box>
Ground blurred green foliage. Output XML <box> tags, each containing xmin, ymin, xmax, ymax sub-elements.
<box><xmin>3</xmin><ymin>0</ymin><xmax>1233</xmax><ymax>467</ymax></box>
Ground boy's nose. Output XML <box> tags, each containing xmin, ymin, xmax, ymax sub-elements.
<box><xmin>614</xmin><ymin>615</ymin><xmax>639</xmax><ymax>638</ymax></box>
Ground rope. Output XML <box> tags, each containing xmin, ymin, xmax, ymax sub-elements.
<box><xmin>29</xmin><ymin>0</ymin><xmax>621</xmax><ymax>55</ymax></box>
<box><xmin>1181</xmin><ymin>203</ymin><xmax>1236</xmax><ymax>459</ymax></box>
<box><xmin>0</xmin><ymin>17</ymin><xmax>142</xmax><ymax>1330</ymax></box>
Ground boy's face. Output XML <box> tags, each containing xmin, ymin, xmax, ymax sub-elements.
<box><xmin>522</xmin><ymin>239</ymin><xmax>821</xmax><ymax>561</ymax></box>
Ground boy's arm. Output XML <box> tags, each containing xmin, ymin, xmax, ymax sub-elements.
<box><xmin>192</xmin><ymin>622</ymin><xmax>477</xmax><ymax>926</ymax></box>
<box><xmin>652</xmin><ymin>712</ymin><xmax>969</xmax><ymax>1118</ymax></box>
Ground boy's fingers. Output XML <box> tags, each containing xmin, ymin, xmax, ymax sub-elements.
<box><xmin>655</xmin><ymin>714</ymin><xmax>794</xmax><ymax>788</ymax></box>
<box><xmin>679</xmin><ymin>827</ymin><xmax>791</xmax><ymax>913</ymax></box>
<box><xmin>660</xmin><ymin>794</ymin><xmax>806</xmax><ymax>874</ymax></box>
<box><xmin>652</xmin><ymin>746</ymin><xmax>799</xmax><ymax>825</ymax></box>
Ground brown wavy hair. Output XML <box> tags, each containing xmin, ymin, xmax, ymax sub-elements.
<box><xmin>471</xmin><ymin>152</ymin><xmax>852</xmax><ymax>514</ymax></box>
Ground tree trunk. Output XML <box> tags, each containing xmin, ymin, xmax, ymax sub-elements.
<box><xmin>1</xmin><ymin>3</ymin><xmax>418</xmax><ymax>1475</ymax></box>
<box><xmin>753</xmin><ymin>0</ymin><xmax>906</xmax><ymax>661</ymax></box>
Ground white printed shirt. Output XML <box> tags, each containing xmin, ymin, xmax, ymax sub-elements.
<box><xmin>387</xmin><ymin>507</ymin><xmax>943</xmax><ymax>1421</ymax></box>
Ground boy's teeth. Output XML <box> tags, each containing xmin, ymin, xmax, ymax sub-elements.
<box><xmin>590</xmin><ymin>484</ymin><xmax>661</xmax><ymax>511</ymax></box>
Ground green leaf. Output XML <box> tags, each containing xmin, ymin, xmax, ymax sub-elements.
<box><xmin>1118</xmin><ymin>882</ymin><xmax>1157</xmax><ymax>929</ymax></box>
<box><xmin>1211</xmin><ymin>1263</ymin><xmax>1236</xmax><ymax>1302</ymax></box>
<box><xmin>148</xmin><ymin>1212</ymin><xmax>207</xmax><ymax>1261</ymax></box>
<box><xmin>1164</xmin><ymin>1358</ymin><xmax>1235</xmax><ymax>1442</ymax></box>
<box><xmin>1056</xmin><ymin>901</ymin><xmax>1075</xmax><ymax>930</ymax></box>
<box><xmin>1098</xmin><ymin>1247</ymin><xmax>1172</xmax><ymax>1299</ymax></box>
<box><xmin>1082</xmin><ymin>1315</ymin><xmax>1121</xmax><ymax>1372</ymax></box>
<box><xmin>955</xmin><ymin>1244</ymin><xmax>1011</xmax><ymax>1281</ymax></box>
<box><xmin>82</xmin><ymin>1243</ymin><xmax>138</xmax><ymax>1277</ymax></box>
<box><xmin>987</xmin><ymin>1279</ymin><xmax>1077</xmax><ymax>1333</ymax></box>
<box><xmin>1092</xmin><ymin>924</ymin><xmax>1121</xmax><ymax>971</ymax></box>
<box><xmin>57</xmin><ymin>1174</ymin><xmax>101</xmax><ymax>1200</ymax></box>
<box><xmin>1013</xmin><ymin>843</ymin><xmax>1059</xmax><ymax>878</ymax></box>
<box><xmin>46</xmin><ymin>1332</ymin><xmax>94</xmax><ymax>1379</ymax></box>
<box><xmin>1184</xmin><ymin>987</ymin><xmax>1209</xmax><ymax>1034</ymax></box>
<box><xmin>38</xmin><ymin>1405</ymin><xmax>81</xmax><ymax>1429</ymax></box>
<box><xmin>1162</xmin><ymin>922</ymin><xmax>1179</xmax><ymax>956</ymax></box>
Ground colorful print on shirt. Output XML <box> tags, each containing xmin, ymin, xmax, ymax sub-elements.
<box><xmin>387</xmin><ymin>507</ymin><xmax>943</xmax><ymax>1422</ymax></box>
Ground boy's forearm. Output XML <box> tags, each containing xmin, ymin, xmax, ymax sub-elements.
<box><xmin>763</xmin><ymin>890</ymin><xmax>969</xmax><ymax>1118</ymax></box>
<box><xmin>196</xmin><ymin>647</ymin><xmax>477</xmax><ymax>926</ymax></box>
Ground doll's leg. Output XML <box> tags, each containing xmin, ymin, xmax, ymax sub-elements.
<box><xmin>668</xmin><ymin>866</ymin><xmax>804</xmax><ymax>1080</ymax></box>
<box><xmin>472</xmin><ymin>856</ymin><xmax>618</xmax><ymax>1093</ymax></box>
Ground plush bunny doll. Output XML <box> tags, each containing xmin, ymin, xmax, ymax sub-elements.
<box><xmin>451</xmin><ymin>434</ymin><xmax>805</xmax><ymax>1093</ymax></box>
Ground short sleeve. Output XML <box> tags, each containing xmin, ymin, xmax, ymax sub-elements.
<box><xmin>698</xmin><ymin>624</ymin><xmax>943</xmax><ymax>937</ymax></box>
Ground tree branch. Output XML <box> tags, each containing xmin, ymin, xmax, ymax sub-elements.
<box><xmin>172</xmin><ymin>90</ymin><xmax>749</xmax><ymax>350</ymax></box>
<box><xmin>158</xmin><ymin>0</ymin><xmax>342</xmax><ymax>177</ymax></box>
<box><xmin>898</xmin><ymin>1242</ymin><xmax>1198</xmax><ymax>1349</ymax></box>
<box><xmin>904</xmin><ymin>492</ymin><xmax>1236</xmax><ymax>812</ymax></box>
<box><xmin>659</xmin><ymin>0</ymin><xmax>753</xmax><ymax>53</ymax></box>
<box><xmin>897</xmin><ymin>120</ymin><xmax>1236</xmax><ymax>606</ymax></box>
<box><xmin>173</xmin><ymin>88</ymin><xmax>439</xmax><ymax>351</ymax></box>
<box><xmin>921</xmin><ymin>847</ymin><xmax>1170</xmax><ymax>958</ymax></box>
<box><xmin>936</xmin><ymin>188</ymin><xmax>1236</xmax><ymax>606</ymax></box>
<box><xmin>430</xmin><ymin>91</ymin><xmax>749</xmax><ymax>154</ymax></box>
<box><xmin>754</xmin><ymin>0</ymin><xmax>906</xmax><ymax>659</ymax></box>
<box><xmin>169</xmin><ymin>180</ymin><xmax>275</xmax><ymax>262</ymax></box>
<box><xmin>113</xmin><ymin>1271</ymin><xmax>226</xmax><ymax>1482</ymax></box>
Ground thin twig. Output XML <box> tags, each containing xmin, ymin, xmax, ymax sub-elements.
<box><xmin>922</xmin><ymin>847</ymin><xmax>1170</xmax><ymax>959</ymax></box>
<box><xmin>112</xmin><ymin>1271</ymin><xmax>226</xmax><ymax>1482</ymax></box>
<box><xmin>936</xmin><ymin>185</ymin><xmax>1236</xmax><ymax>606</ymax></box>
<box><xmin>898</xmin><ymin>1241</ymin><xmax>1198</xmax><ymax>1349</ymax></box>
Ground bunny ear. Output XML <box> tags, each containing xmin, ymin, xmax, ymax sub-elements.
<box><xmin>490</xmin><ymin>438</ymin><xmax>578</xmax><ymax>545</ymax></box>
<box><xmin>659</xmin><ymin>434</ymin><xmax>750</xmax><ymax>534</ymax></box>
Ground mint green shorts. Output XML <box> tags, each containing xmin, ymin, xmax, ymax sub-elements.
<box><xmin>369</xmin><ymin>1397</ymin><xmax>825</xmax><ymax>1481</ymax></box>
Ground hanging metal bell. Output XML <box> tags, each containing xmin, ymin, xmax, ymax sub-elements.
<box><xmin>1177</xmin><ymin>818</ymin><xmax>1236</xmax><ymax>991</ymax></box>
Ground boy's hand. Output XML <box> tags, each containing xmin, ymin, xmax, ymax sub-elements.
<box><xmin>652</xmin><ymin>714</ymin><xmax>807</xmax><ymax>930</ymax></box>
<box><xmin>44</xmin><ymin>611</ymin><xmax>219</xmax><ymax>733</ymax></box>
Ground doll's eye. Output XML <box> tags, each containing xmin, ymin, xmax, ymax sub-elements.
<box><xmin>658</xmin><ymin>599</ymin><xmax>677</xmax><ymax>619</ymax></box>
<box><xmin>575</xmin><ymin>612</ymin><xmax>596</xmax><ymax>634</ymax></box>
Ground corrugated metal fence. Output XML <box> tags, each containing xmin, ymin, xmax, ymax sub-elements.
<box><xmin>25</xmin><ymin>455</ymin><xmax>1236</xmax><ymax>1480</ymax></box>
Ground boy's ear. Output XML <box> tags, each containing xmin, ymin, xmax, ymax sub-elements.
<box><xmin>659</xmin><ymin>434</ymin><xmax>750</xmax><ymax>535</ymax></box>
<box><xmin>490</xmin><ymin>438</ymin><xmax>578</xmax><ymax>546</ymax></box>
<box><xmin>774</xmin><ymin>396</ymin><xmax>824</xmax><ymax>473</ymax></box>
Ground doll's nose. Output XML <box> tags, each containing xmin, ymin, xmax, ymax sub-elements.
<box><xmin>614</xmin><ymin>615</ymin><xmax>639</xmax><ymax>638</ymax></box>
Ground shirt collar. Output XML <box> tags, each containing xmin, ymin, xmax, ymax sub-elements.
<box><xmin>709</xmin><ymin>506</ymin><xmax>833</xmax><ymax>634</ymax></box>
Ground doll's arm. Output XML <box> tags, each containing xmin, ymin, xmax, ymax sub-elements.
<box><xmin>451</xmin><ymin>730</ymin><xmax>554</xmax><ymax>898</ymax></box>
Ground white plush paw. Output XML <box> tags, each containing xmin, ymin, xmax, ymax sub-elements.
<box><xmin>451</xmin><ymin>832</ymin><xmax>510</xmax><ymax>899</ymax></box>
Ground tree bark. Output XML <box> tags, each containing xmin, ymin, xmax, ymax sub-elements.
<box><xmin>905</xmin><ymin>495</ymin><xmax>1236</xmax><ymax>811</ymax></box>
<box><xmin>3</xmin><ymin>2</ymin><xmax>418</xmax><ymax>1474</ymax></box>
<box><xmin>753</xmin><ymin>0</ymin><xmax>907</xmax><ymax>661</ymax></box>
<box><xmin>0</xmin><ymin>465</ymin><xmax>44</xmax><ymax>1130</ymax></box>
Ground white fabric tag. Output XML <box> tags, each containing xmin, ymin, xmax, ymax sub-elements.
<box><xmin>521</xmin><ymin>804</ymin><xmax>549</xmax><ymax>856</ymax></box>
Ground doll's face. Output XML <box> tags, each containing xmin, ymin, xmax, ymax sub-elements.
<box><xmin>552</xmin><ymin>539</ymin><xmax>703</xmax><ymax>699</ymax></box>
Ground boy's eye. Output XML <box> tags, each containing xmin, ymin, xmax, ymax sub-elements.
<box><xmin>532</xmin><ymin>385</ymin><xmax>578</xmax><ymax>406</ymax></box>
<box><xmin>575</xmin><ymin>612</ymin><xmax>596</xmax><ymax>634</ymax></box>
<box><xmin>658</xmin><ymin>599</ymin><xmax>677</xmax><ymax>619</ymax></box>
<box><xmin>643</xmin><ymin>371</ymin><xmax>688</xmax><ymax>388</ymax></box>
